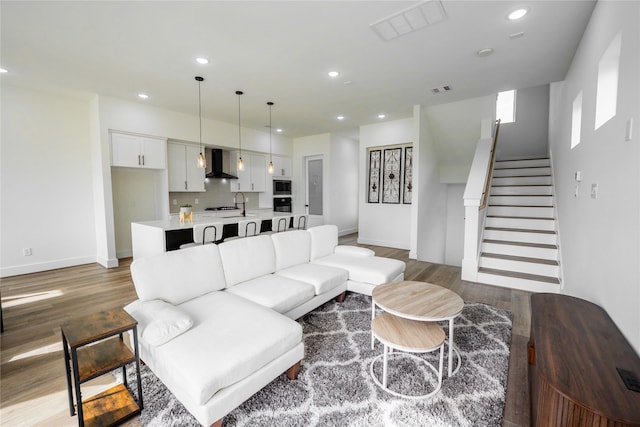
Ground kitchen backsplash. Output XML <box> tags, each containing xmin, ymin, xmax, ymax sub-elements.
<box><xmin>169</xmin><ymin>178</ymin><xmax>259</xmax><ymax>213</ymax></box>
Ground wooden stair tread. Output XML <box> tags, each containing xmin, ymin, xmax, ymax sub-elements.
<box><xmin>490</xmin><ymin>194</ymin><xmax>552</xmax><ymax>197</ymax></box>
<box><xmin>478</xmin><ymin>267</ymin><xmax>560</xmax><ymax>284</ymax></box>
<box><xmin>489</xmin><ymin>204</ymin><xmax>554</xmax><ymax>208</ymax></box>
<box><xmin>483</xmin><ymin>239</ymin><xmax>557</xmax><ymax>249</ymax></box>
<box><xmin>485</xmin><ymin>227</ymin><xmax>556</xmax><ymax>235</ymax></box>
<box><xmin>493</xmin><ymin>174</ymin><xmax>552</xmax><ymax>178</ymax></box>
<box><xmin>487</xmin><ymin>215</ymin><xmax>555</xmax><ymax>221</ymax></box>
<box><xmin>493</xmin><ymin>165</ymin><xmax>551</xmax><ymax>170</ymax></box>
<box><xmin>491</xmin><ymin>184</ymin><xmax>552</xmax><ymax>187</ymax></box>
<box><xmin>496</xmin><ymin>157</ymin><xmax>549</xmax><ymax>162</ymax></box>
<box><xmin>480</xmin><ymin>252</ymin><xmax>559</xmax><ymax>265</ymax></box>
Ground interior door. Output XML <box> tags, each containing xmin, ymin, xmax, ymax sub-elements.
<box><xmin>306</xmin><ymin>157</ymin><xmax>323</xmax><ymax>217</ymax></box>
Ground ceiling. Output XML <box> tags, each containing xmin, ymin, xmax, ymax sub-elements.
<box><xmin>1</xmin><ymin>1</ymin><xmax>596</xmax><ymax>140</ymax></box>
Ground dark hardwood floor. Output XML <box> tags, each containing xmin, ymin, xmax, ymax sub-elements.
<box><xmin>0</xmin><ymin>235</ymin><xmax>531</xmax><ymax>426</ymax></box>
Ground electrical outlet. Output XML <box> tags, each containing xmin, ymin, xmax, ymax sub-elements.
<box><xmin>172</xmin><ymin>199</ymin><xmax>177</xmax><ymax>205</ymax></box>
<box><xmin>575</xmin><ymin>171</ymin><xmax>582</xmax><ymax>182</ymax></box>
<box><xmin>23</xmin><ymin>247</ymin><xmax>32</xmax><ymax>256</ymax></box>
<box><xmin>591</xmin><ymin>183</ymin><xmax>598</xmax><ymax>199</ymax></box>
<box><xmin>195</xmin><ymin>199</ymin><xmax>199</xmax><ymax>205</ymax></box>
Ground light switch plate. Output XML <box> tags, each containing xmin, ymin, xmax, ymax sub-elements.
<box><xmin>626</xmin><ymin>118</ymin><xmax>633</xmax><ymax>141</ymax></box>
<box><xmin>575</xmin><ymin>171</ymin><xmax>582</xmax><ymax>182</ymax></box>
<box><xmin>591</xmin><ymin>183</ymin><xmax>598</xmax><ymax>199</ymax></box>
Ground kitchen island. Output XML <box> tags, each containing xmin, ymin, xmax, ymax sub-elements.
<box><xmin>131</xmin><ymin>209</ymin><xmax>293</xmax><ymax>259</ymax></box>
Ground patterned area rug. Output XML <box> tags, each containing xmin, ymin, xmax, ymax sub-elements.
<box><xmin>127</xmin><ymin>293</ymin><xmax>512</xmax><ymax>427</ymax></box>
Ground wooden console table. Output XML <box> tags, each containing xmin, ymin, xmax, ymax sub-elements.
<box><xmin>528</xmin><ymin>294</ymin><xmax>640</xmax><ymax>426</ymax></box>
<box><xmin>61</xmin><ymin>308</ymin><xmax>143</xmax><ymax>427</ymax></box>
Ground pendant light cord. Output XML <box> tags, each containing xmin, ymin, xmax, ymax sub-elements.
<box><xmin>237</xmin><ymin>91</ymin><xmax>242</xmax><ymax>156</ymax></box>
<box><xmin>269</xmin><ymin>102</ymin><xmax>273</xmax><ymax>163</ymax></box>
<box><xmin>198</xmin><ymin>80</ymin><xmax>202</xmax><ymax>152</ymax></box>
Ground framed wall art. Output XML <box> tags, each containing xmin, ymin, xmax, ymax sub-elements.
<box><xmin>382</xmin><ymin>148</ymin><xmax>402</xmax><ymax>204</ymax></box>
<box><xmin>403</xmin><ymin>147</ymin><xmax>413</xmax><ymax>204</ymax></box>
<box><xmin>367</xmin><ymin>150</ymin><xmax>381</xmax><ymax>203</ymax></box>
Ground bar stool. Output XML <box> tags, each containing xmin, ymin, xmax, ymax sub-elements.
<box><xmin>180</xmin><ymin>222</ymin><xmax>223</xmax><ymax>248</ymax></box>
<box><xmin>271</xmin><ymin>215</ymin><xmax>292</xmax><ymax>233</ymax></box>
<box><xmin>237</xmin><ymin>218</ymin><xmax>262</xmax><ymax>238</ymax></box>
<box><xmin>292</xmin><ymin>214</ymin><xmax>308</xmax><ymax>230</ymax></box>
<box><xmin>370</xmin><ymin>312</ymin><xmax>445</xmax><ymax>399</ymax></box>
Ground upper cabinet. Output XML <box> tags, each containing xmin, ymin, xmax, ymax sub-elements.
<box><xmin>230</xmin><ymin>152</ymin><xmax>266</xmax><ymax>192</ymax></box>
<box><xmin>110</xmin><ymin>132</ymin><xmax>166</xmax><ymax>169</ymax></box>
<box><xmin>167</xmin><ymin>142</ymin><xmax>205</xmax><ymax>192</ymax></box>
<box><xmin>271</xmin><ymin>156</ymin><xmax>292</xmax><ymax>178</ymax></box>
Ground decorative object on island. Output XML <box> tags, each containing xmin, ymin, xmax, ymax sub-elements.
<box><xmin>368</xmin><ymin>149</ymin><xmax>381</xmax><ymax>203</ymax></box>
<box><xmin>267</xmin><ymin>101</ymin><xmax>274</xmax><ymax>174</ymax></box>
<box><xmin>403</xmin><ymin>147</ymin><xmax>413</xmax><ymax>204</ymax></box>
<box><xmin>235</xmin><ymin>90</ymin><xmax>244</xmax><ymax>171</ymax></box>
<box><xmin>195</xmin><ymin>76</ymin><xmax>206</xmax><ymax>169</ymax></box>
<box><xmin>60</xmin><ymin>308</ymin><xmax>143</xmax><ymax>427</ymax></box>
<box><xmin>382</xmin><ymin>147</ymin><xmax>402</xmax><ymax>203</ymax></box>
<box><xmin>179</xmin><ymin>204</ymin><xmax>193</xmax><ymax>224</ymax></box>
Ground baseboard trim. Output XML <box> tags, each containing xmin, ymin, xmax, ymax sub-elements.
<box><xmin>338</xmin><ymin>227</ymin><xmax>358</xmax><ymax>237</ymax></box>
<box><xmin>0</xmin><ymin>256</ymin><xmax>97</xmax><ymax>278</ymax></box>
<box><xmin>356</xmin><ymin>237</ymin><xmax>410</xmax><ymax>250</ymax></box>
<box><xmin>97</xmin><ymin>257</ymin><xmax>119</xmax><ymax>268</ymax></box>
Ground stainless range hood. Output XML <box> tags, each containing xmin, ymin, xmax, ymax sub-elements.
<box><xmin>205</xmin><ymin>148</ymin><xmax>238</xmax><ymax>179</ymax></box>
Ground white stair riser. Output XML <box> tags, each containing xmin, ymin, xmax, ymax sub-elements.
<box><xmin>484</xmin><ymin>229</ymin><xmax>557</xmax><ymax>244</ymax></box>
<box><xmin>491</xmin><ymin>186</ymin><xmax>553</xmax><ymax>196</ymax></box>
<box><xmin>495</xmin><ymin>159</ymin><xmax>550</xmax><ymax>168</ymax></box>
<box><xmin>492</xmin><ymin>176</ymin><xmax>552</xmax><ymax>186</ymax></box>
<box><xmin>486</xmin><ymin>217</ymin><xmax>556</xmax><ymax>231</ymax></box>
<box><xmin>482</xmin><ymin>241</ymin><xmax>558</xmax><ymax>260</ymax></box>
<box><xmin>476</xmin><ymin>272</ymin><xmax>560</xmax><ymax>293</ymax></box>
<box><xmin>479</xmin><ymin>257</ymin><xmax>559</xmax><ymax>277</ymax></box>
<box><xmin>493</xmin><ymin>167</ymin><xmax>551</xmax><ymax>177</ymax></box>
<box><xmin>487</xmin><ymin>205</ymin><xmax>554</xmax><ymax>217</ymax></box>
<box><xmin>490</xmin><ymin>195</ymin><xmax>553</xmax><ymax>206</ymax></box>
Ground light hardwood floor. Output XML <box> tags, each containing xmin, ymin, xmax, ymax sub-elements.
<box><xmin>0</xmin><ymin>236</ymin><xmax>531</xmax><ymax>426</ymax></box>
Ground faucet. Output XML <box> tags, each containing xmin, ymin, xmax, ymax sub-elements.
<box><xmin>234</xmin><ymin>192</ymin><xmax>246</xmax><ymax>216</ymax></box>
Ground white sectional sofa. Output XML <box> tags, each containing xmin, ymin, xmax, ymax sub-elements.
<box><xmin>126</xmin><ymin>224</ymin><xmax>405</xmax><ymax>427</ymax></box>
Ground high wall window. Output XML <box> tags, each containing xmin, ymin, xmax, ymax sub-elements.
<box><xmin>571</xmin><ymin>91</ymin><xmax>583</xmax><ymax>149</ymax></box>
<box><xmin>595</xmin><ymin>32</ymin><xmax>621</xmax><ymax>129</ymax></box>
<box><xmin>496</xmin><ymin>89</ymin><xmax>516</xmax><ymax>124</ymax></box>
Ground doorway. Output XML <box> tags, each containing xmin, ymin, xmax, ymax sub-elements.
<box><xmin>305</xmin><ymin>156</ymin><xmax>323</xmax><ymax>225</ymax></box>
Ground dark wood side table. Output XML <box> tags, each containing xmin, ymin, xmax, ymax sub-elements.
<box><xmin>529</xmin><ymin>294</ymin><xmax>640</xmax><ymax>426</ymax></box>
<box><xmin>61</xmin><ymin>308</ymin><xmax>143</xmax><ymax>427</ymax></box>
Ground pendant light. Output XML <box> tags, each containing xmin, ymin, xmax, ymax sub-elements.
<box><xmin>195</xmin><ymin>76</ymin><xmax>206</xmax><ymax>169</ymax></box>
<box><xmin>267</xmin><ymin>101</ymin><xmax>274</xmax><ymax>174</ymax></box>
<box><xmin>236</xmin><ymin>90</ymin><xmax>244</xmax><ymax>171</ymax></box>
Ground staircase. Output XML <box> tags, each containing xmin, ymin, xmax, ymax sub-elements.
<box><xmin>477</xmin><ymin>157</ymin><xmax>561</xmax><ymax>292</ymax></box>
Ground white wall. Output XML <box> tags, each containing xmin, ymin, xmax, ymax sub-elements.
<box><xmin>548</xmin><ymin>1</ymin><xmax>640</xmax><ymax>352</ymax></box>
<box><xmin>329</xmin><ymin>134</ymin><xmax>358</xmax><ymax>235</ymax></box>
<box><xmin>445</xmin><ymin>184</ymin><xmax>466</xmax><ymax>266</ymax></box>
<box><xmin>498</xmin><ymin>84</ymin><xmax>550</xmax><ymax>160</ymax></box>
<box><xmin>359</xmin><ymin>118</ymin><xmax>413</xmax><ymax>249</ymax></box>
<box><xmin>1</xmin><ymin>85</ymin><xmax>97</xmax><ymax>276</ymax></box>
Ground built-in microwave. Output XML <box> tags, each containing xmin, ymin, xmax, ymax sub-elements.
<box><xmin>273</xmin><ymin>179</ymin><xmax>292</xmax><ymax>195</ymax></box>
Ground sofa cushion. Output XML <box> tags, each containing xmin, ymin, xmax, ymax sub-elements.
<box><xmin>308</xmin><ymin>225</ymin><xmax>338</xmax><ymax>261</ymax></box>
<box><xmin>124</xmin><ymin>299</ymin><xmax>193</xmax><ymax>346</ymax></box>
<box><xmin>130</xmin><ymin>244</ymin><xmax>226</xmax><ymax>305</ymax></box>
<box><xmin>334</xmin><ymin>245</ymin><xmax>375</xmax><ymax>258</ymax></box>
<box><xmin>275</xmin><ymin>264</ymin><xmax>348</xmax><ymax>295</ymax></box>
<box><xmin>218</xmin><ymin>235</ymin><xmax>276</xmax><ymax>288</ymax></box>
<box><xmin>144</xmin><ymin>291</ymin><xmax>302</xmax><ymax>406</ymax></box>
<box><xmin>271</xmin><ymin>230</ymin><xmax>311</xmax><ymax>271</ymax></box>
<box><xmin>312</xmin><ymin>254</ymin><xmax>405</xmax><ymax>285</ymax></box>
<box><xmin>226</xmin><ymin>274</ymin><xmax>315</xmax><ymax>314</ymax></box>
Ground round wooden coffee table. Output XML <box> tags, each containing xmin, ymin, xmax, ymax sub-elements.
<box><xmin>372</xmin><ymin>281</ymin><xmax>464</xmax><ymax>377</ymax></box>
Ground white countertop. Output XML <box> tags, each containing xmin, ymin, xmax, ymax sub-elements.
<box><xmin>133</xmin><ymin>209</ymin><xmax>294</xmax><ymax>231</ymax></box>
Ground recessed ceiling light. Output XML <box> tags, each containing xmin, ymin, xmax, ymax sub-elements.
<box><xmin>509</xmin><ymin>32</ymin><xmax>525</xmax><ymax>39</ymax></box>
<box><xmin>0</xmin><ymin>68</ymin><xmax>7</xmax><ymax>73</ymax></box>
<box><xmin>138</xmin><ymin>93</ymin><xmax>149</xmax><ymax>99</ymax></box>
<box><xmin>276</xmin><ymin>128</ymin><xmax>283</xmax><ymax>133</ymax></box>
<box><xmin>328</xmin><ymin>71</ymin><xmax>340</xmax><ymax>78</ymax></box>
<box><xmin>507</xmin><ymin>8</ymin><xmax>528</xmax><ymax>20</ymax></box>
<box><xmin>196</xmin><ymin>57</ymin><xmax>209</xmax><ymax>65</ymax></box>
<box><xmin>378</xmin><ymin>114</ymin><xmax>386</xmax><ymax>119</ymax></box>
<box><xmin>336</xmin><ymin>115</ymin><xmax>345</xmax><ymax>120</ymax></box>
<box><xmin>477</xmin><ymin>48</ymin><xmax>494</xmax><ymax>57</ymax></box>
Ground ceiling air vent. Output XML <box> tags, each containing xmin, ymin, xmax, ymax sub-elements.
<box><xmin>371</xmin><ymin>0</ymin><xmax>447</xmax><ymax>41</ymax></box>
<box><xmin>431</xmin><ymin>85</ymin><xmax>452</xmax><ymax>94</ymax></box>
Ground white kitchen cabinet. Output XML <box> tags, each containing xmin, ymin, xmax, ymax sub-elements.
<box><xmin>111</xmin><ymin>132</ymin><xmax>166</xmax><ymax>169</ymax></box>
<box><xmin>230</xmin><ymin>152</ymin><xmax>266</xmax><ymax>192</ymax></box>
<box><xmin>168</xmin><ymin>142</ymin><xmax>205</xmax><ymax>192</ymax></box>
<box><xmin>271</xmin><ymin>156</ymin><xmax>292</xmax><ymax>178</ymax></box>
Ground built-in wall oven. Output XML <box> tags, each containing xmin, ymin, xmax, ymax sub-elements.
<box><xmin>273</xmin><ymin>179</ymin><xmax>292</xmax><ymax>195</ymax></box>
<box><xmin>273</xmin><ymin>197</ymin><xmax>292</xmax><ymax>212</ymax></box>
